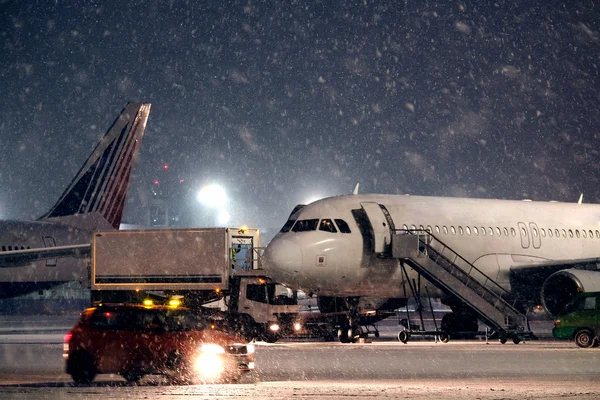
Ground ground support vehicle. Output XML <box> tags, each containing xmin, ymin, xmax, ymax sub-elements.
<box><xmin>89</xmin><ymin>228</ymin><xmax>299</xmax><ymax>342</ymax></box>
<box><xmin>64</xmin><ymin>304</ymin><xmax>254</xmax><ymax>384</ymax></box>
<box><xmin>552</xmin><ymin>292</ymin><xmax>600</xmax><ymax>348</ymax></box>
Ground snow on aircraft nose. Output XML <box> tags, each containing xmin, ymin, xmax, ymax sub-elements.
<box><xmin>262</xmin><ymin>238</ymin><xmax>303</xmax><ymax>285</ymax></box>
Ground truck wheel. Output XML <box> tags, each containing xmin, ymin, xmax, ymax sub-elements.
<box><xmin>69</xmin><ymin>351</ymin><xmax>97</xmax><ymax>384</ymax></box>
<box><xmin>575</xmin><ymin>329</ymin><xmax>594</xmax><ymax>348</ymax></box>
<box><xmin>512</xmin><ymin>336</ymin><xmax>521</xmax><ymax>345</ymax></box>
<box><xmin>261</xmin><ymin>332</ymin><xmax>280</xmax><ymax>343</ymax></box>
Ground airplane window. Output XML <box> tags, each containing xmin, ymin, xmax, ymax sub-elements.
<box><xmin>590</xmin><ymin>230</ymin><xmax>594</xmax><ymax>238</ymax></box>
<box><xmin>488</xmin><ymin>227</ymin><xmax>493</xmax><ymax>236</ymax></box>
<box><xmin>532</xmin><ymin>227</ymin><xmax>538</xmax><ymax>237</ymax></box>
<box><xmin>521</xmin><ymin>227</ymin><xmax>527</xmax><ymax>237</ymax></box>
<box><xmin>481</xmin><ymin>227</ymin><xmax>486</xmax><ymax>236</ymax></box>
<box><xmin>419</xmin><ymin>225</ymin><xmax>424</xmax><ymax>231</ymax></box>
<box><xmin>291</xmin><ymin>219</ymin><xmax>319</xmax><ymax>232</ymax></box>
<box><xmin>402</xmin><ymin>224</ymin><xmax>408</xmax><ymax>231</ymax></box>
<box><xmin>511</xmin><ymin>227</ymin><xmax>516</xmax><ymax>237</ymax></box>
<box><xmin>555</xmin><ymin>229</ymin><xmax>560</xmax><ymax>237</ymax></box>
<box><xmin>561</xmin><ymin>229</ymin><xmax>567</xmax><ymax>238</ymax></box>
<box><xmin>576</xmin><ymin>230</ymin><xmax>580</xmax><ymax>238</ymax></box>
<box><xmin>458</xmin><ymin>226</ymin><xmax>463</xmax><ymax>235</ymax></box>
<box><xmin>411</xmin><ymin>224</ymin><xmax>417</xmax><ymax>230</ymax></box>
<box><xmin>466</xmin><ymin>226</ymin><xmax>471</xmax><ymax>235</ymax></box>
<box><xmin>334</xmin><ymin>219</ymin><xmax>352</xmax><ymax>234</ymax></box>
<box><xmin>540</xmin><ymin>228</ymin><xmax>546</xmax><ymax>237</ymax></box>
<box><xmin>280</xmin><ymin>219</ymin><xmax>297</xmax><ymax>233</ymax></box>
<box><xmin>503</xmin><ymin>227</ymin><xmax>509</xmax><ymax>236</ymax></box>
<box><xmin>426</xmin><ymin>225</ymin><xmax>432</xmax><ymax>233</ymax></box>
<box><xmin>596</xmin><ymin>230</ymin><xmax>600</xmax><ymax>238</ymax></box>
<box><xmin>548</xmin><ymin>229</ymin><xmax>553</xmax><ymax>238</ymax></box>
<box><xmin>496</xmin><ymin>227</ymin><xmax>501</xmax><ymax>236</ymax></box>
<box><xmin>568</xmin><ymin>229</ymin><xmax>573</xmax><ymax>238</ymax></box>
<box><xmin>474</xmin><ymin>226</ymin><xmax>478</xmax><ymax>235</ymax></box>
<box><xmin>443</xmin><ymin>226</ymin><xmax>448</xmax><ymax>235</ymax></box>
<box><xmin>435</xmin><ymin>225</ymin><xmax>440</xmax><ymax>234</ymax></box>
<box><xmin>319</xmin><ymin>219</ymin><xmax>337</xmax><ymax>233</ymax></box>
<box><xmin>8</xmin><ymin>246</ymin><xmax>12</xmax><ymax>251</ymax></box>
<box><xmin>451</xmin><ymin>226</ymin><xmax>456</xmax><ymax>235</ymax></box>
<box><xmin>1</xmin><ymin>246</ymin><xmax>4</xmax><ymax>252</ymax></box>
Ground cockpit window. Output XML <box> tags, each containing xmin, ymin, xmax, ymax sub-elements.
<box><xmin>280</xmin><ymin>219</ymin><xmax>296</xmax><ymax>233</ymax></box>
<box><xmin>334</xmin><ymin>219</ymin><xmax>352</xmax><ymax>233</ymax></box>
<box><xmin>319</xmin><ymin>219</ymin><xmax>337</xmax><ymax>233</ymax></box>
<box><xmin>291</xmin><ymin>219</ymin><xmax>319</xmax><ymax>232</ymax></box>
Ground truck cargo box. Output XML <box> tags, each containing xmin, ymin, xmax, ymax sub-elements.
<box><xmin>91</xmin><ymin>228</ymin><xmax>259</xmax><ymax>291</ymax></box>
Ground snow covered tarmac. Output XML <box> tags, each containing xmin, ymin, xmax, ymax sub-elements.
<box><xmin>0</xmin><ymin>339</ymin><xmax>598</xmax><ymax>399</ymax></box>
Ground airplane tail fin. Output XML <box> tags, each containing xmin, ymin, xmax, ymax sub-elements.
<box><xmin>39</xmin><ymin>103</ymin><xmax>151</xmax><ymax>230</ymax></box>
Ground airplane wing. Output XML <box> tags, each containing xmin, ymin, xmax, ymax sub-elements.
<box><xmin>509</xmin><ymin>257</ymin><xmax>600</xmax><ymax>306</ymax></box>
<box><xmin>0</xmin><ymin>244</ymin><xmax>91</xmax><ymax>268</ymax></box>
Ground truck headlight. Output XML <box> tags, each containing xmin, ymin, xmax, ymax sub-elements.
<box><xmin>246</xmin><ymin>343</ymin><xmax>255</xmax><ymax>354</ymax></box>
<box><xmin>269</xmin><ymin>323</ymin><xmax>280</xmax><ymax>332</ymax></box>
<box><xmin>294</xmin><ymin>322</ymin><xmax>302</xmax><ymax>331</ymax></box>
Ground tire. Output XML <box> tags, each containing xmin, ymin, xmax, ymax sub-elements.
<box><xmin>512</xmin><ymin>336</ymin><xmax>521</xmax><ymax>345</ymax></box>
<box><xmin>338</xmin><ymin>327</ymin><xmax>351</xmax><ymax>343</ymax></box>
<box><xmin>68</xmin><ymin>351</ymin><xmax>97</xmax><ymax>384</ymax></box>
<box><xmin>440</xmin><ymin>333</ymin><xmax>449</xmax><ymax>343</ymax></box>
<box><xmin>398</xmin><ymin>330</ymin><xmax>409</xmax><ymax>344</ymax></box>
<box><xmin>261</xmin><ymin>332</ymin><xmax>280</xmax><ymax>343</ymax></box>
<box><xmin>122</xmin><ymin>371</ymin><xmax>144</xmax><ymax>382</ymax></box>
<box><xmin>575</xmin><ymin>329</ymin><xmax>594</xmax><ymax>348</ymax></box>
<box><xmin>499</xmin><ymin>333</ymin><xmax>507</xmax><ymax>344</ymax></box>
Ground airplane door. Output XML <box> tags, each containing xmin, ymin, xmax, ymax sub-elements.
<box><xmin>360</xmin><ymin>202</ymin><xmax>391</xmax><ymax>254</ymax></box>
<box><xmin>529</xmin><ymin>222</ymin><xmax>541</xmax><ymax>249</ymax></box>
<box><xmin>42</xmin><ymin>236</ymin><xmax>57</xmax><ymax>267</ymax></box>
<box><xmin>517</xmin><ymin>222</ymin><xmax>530</xmax><ymax>249</ymax></box>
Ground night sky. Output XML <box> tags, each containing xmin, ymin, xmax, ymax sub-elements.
<box><xmin>1</xmin><ymin>0</ymin><xmax>599</xmax><ymax>230</ymax></box>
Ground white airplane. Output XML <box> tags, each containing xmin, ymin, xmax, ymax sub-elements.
<box><xmin>262</xmin><ymin>193</ymin><xmax>600</xmax><ymax>341</ymax></box>
<box><xmin>0</xmin><ymin>103</ymin><xmax>151</xmax><ymax>298</ymax></box>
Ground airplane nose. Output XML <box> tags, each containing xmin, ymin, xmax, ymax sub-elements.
<box><xmin>262</xmin><ymin>238</ymin><xmax>303</xmax><ymax>283</ymax></box>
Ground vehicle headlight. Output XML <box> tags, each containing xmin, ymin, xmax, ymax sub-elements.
<box><xmin>200</xmin><ymin>343</ymin><xmax>226</xmax><ymax>354</ymax></box>
<box><xmin>269</xmin><ymin>323</ymin><xmax>280</xmax><ymax>332</ymax></box>
<box><xmin>246</xmin><ymin>343</ymin><xmax>255</xmax><ymax>355</ymax></box>
<box><xmin>294</xmin><ymin>322</ymin><xmax>302</xmax><ymax>331</ymax></box>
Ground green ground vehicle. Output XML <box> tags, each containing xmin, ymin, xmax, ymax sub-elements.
<box><xmin>552</xmin><ymin>292</ymin><xmax>600</xmax><ymax>348</ymax></box>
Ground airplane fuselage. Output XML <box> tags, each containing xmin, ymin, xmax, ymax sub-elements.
<box><xmin>0</xmin><ymin>220</ymin><xmax>92</xmax><ymax>298</ymax></box>
<box><xmin>262</xmin><ymin>194</ymin><xmax>600</xmax><ymax>299</ymax></box>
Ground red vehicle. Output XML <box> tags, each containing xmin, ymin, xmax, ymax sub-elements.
<box><xmin>63</xmin><ymin>304</ymin><xmax>255</xmax><ymax>384</ymax></box>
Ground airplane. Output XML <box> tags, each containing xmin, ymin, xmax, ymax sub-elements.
<box><xmin>262</xmin><ymin>193</ymin><xmax>600</xmax><ymax>342</ymax></box>
<box><xmin>0</xmin><ymin>102</ymin><xmax>151</xmax><ymax>298</ymax></box>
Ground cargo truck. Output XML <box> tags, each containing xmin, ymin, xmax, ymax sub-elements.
<box><xmin>89</xmin><ymin>228</ymin><xmax>299</xmax><ymax>342</ymax></box>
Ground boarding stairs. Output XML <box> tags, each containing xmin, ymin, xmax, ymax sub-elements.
<box><xmin>391</xmin><ymin>230</ymin><xmax>534</xmax><ymax>341</ymax></box>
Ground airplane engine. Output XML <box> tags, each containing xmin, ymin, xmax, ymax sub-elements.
<box><xmin>541</xmin><ymin>269</ymin><xmax>600</xmax><ymax>316</ymax></box>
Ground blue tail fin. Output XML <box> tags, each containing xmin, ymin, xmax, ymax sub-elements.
<box><xmin>40</xmin><ymin>103</ymin><xmax>151</xmax><ymax>229</ymax></box>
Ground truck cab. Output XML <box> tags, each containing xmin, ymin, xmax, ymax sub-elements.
<box><xmin>552</xmin><ymin>292</ymin><xmax>600</xmax><ymax>348</ymax></box>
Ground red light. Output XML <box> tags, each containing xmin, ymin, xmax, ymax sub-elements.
<box><xmin>163</xmin><ymin>164</ymin><xmax>169</xmax><ymax>170</ymax></box>
<box><xmin>180</xmin><ymin>179</ymin><xmax>185</xmax><ymax>183</ymax></box>
<box><xmin>154</xmin><ymin>180</ymin><xmax>159</xmax><ymax>185</ymax></box>
<box><xmin>64</xmin><ymin>331</ymin><xmax>72</xmax><ymax>344</ymax></box>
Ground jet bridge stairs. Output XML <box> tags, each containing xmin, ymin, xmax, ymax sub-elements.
<box><xmin>391</xmin><ymin>230</ymin><xmax>535</xmax><ymax>344</ymax></box>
